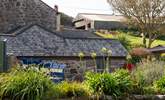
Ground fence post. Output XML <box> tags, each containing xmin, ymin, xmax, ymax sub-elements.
<box><xmin>0</xmin><ymin>40</ymin><xmax>6</xmax><ymax>72</ymax></box>
<box><xmin>3</xmin><ymin>41</ymin><xmax>7</xmax><ymax>71</ymax></box>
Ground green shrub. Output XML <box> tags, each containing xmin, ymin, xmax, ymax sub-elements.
<box><xmin>0</xmin><ymin>68</ymin><xmax>53</xmax><ymax>100</ymax></box>
<box><xmin>131</xmin><ymin>61</ymin><xmax>165</xmax><ymax>94</ymax></box>
<box><xmin>85</xmin><ymin>72</ymin><xmax>118</xmax><ymax>96</ymax></box>
<box><xmin>56</xmin><ymin>81</ymin><xmax>89</xmax><ymax>98</ymax></box>
<box><xmin>143</xmin><ymin>86</ymin><xmax>156</xmax><ymax>95</ymax></box>
<box><xmin>160</xmin><ymin>54</ymin><xmax>165</xmax><ymax>61</ymax></box>
<box><xmin>113</xmin><ymin>69</ymin><xmax>133</xmax><ymax>95</ymax></box>
<box><xmin>154</xmin><ymin>76</ymin><xmax>165</xmax><ymax>94</ymax></box>
<box><xmin>132</xmin><ymin>61</ymin><xmax>165</xmax><ymax>85</ymax></box>
<box><xmin>44</xmin><ymin>81</ymin><xmax>89</xmax><ymax>99</ymax></box>
<box><xmin>129</xmin><ymin>56</ymin><xmax>142</xmax><ymax>65</ymax></box>
<box><xmin>42</xmin><ymin>84</ymin><xmax>62</xmax><ymax>99</ymax></box>
<box><xmin>115</xmin><ymin>34</ymin><xmax>131</xmax><ymax>51</ymax></box>
<box><xmin>130</xmin><ymin>42</ymin><xmax>145</xmax><ymax>48</ymax></box>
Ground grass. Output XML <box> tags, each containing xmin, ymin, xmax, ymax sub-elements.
<box><xmin>96</xmin><ymin>32</ymin><xmax>165</xmax><ymax>47</ymax></box>
<box><xmin>0</xmin><ymin>68</ymin><xmax>54</xmax><ymax>100</ymax></box>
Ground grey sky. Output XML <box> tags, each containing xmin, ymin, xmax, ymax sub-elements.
<box><xmin>42</xmin><ymin>0</ymin><xmax>113</xmax><ymax>17</ymax></box>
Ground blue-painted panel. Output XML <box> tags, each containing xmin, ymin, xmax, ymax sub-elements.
<box><xmin>20</xmin><ymin>58</ymin><xmax>66</xmax><ymax>83</ymax></box>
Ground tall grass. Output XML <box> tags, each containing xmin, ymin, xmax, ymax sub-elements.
<box><xmin>0</xmin><ymin>68</ymin><xmax>53</xmax><ymax>100</ymax></box>
<box><xmin>85</xmin><ymin>69</ymin><xmax>133</xmax><ymax>97</ymax></box>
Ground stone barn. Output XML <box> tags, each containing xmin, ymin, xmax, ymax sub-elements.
<box><xmin>73</xmin><ymin>13</ymin><xmax>127</xmax><ymax>30</ymax></box>
<box><xmin>148</xmin><ymin>45</ymin><xmax>165</xmax><ymax>54</ymax></box>
<box><xmin>0</xmin><ymin>0</ymin><xmax>56</xmax><ymax>33</ymax></box>
<box><xmin>0</xmin><ymin>24</ymin><xmax>128</xmax><ymax>80</ymax></box>
<box><xmin>0</xmin><ymin>0</ymin><xmax>128</xmax><ymax>80</ymax></box>
<box><xmin>148</xmin><ymin>45</ymin><xmax>165</xmax><ymax>60</ymax></box>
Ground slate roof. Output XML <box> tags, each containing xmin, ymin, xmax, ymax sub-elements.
<box><xmin>55</xmin><ymin>29</ymin><xmax>101</xmax><ymax>38</ymax></box>
<box><xmin>148</xmin><ymin>45</ymin><xmax>165</xmax><ymax>53</ymax></box>
<box><xmin>3</xmin><ymin>24</ymin><xmax>100</xmax><ymax>39</ymax></box>
<box><xmin>0</xmin><ymin>24</ymin><xmax>128</xmax><ymax>57</ymax></box>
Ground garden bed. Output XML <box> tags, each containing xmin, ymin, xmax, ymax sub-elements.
<box><xmin>54</xmin><ymin>95</ymin><xmax>165</xmax><ymax>100</ymax></box>
<box><xmin>91</xmin><ymin>95</ymin><xmax>165</xmax><ymax>100</ymax></box>
<box><xmin>131</xmin><ymin>95</ymin><xmax>165</xmax><ymax>100</ymax></box>
<box><xmin>1</xmin><ymin>61</ymin><xmax>165</xmax><ymax>100</ymax></box>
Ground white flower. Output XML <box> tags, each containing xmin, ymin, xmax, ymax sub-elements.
<box><xmin>91</xmin><ymin>52</ymin><xmax>97</xmax><ymax>58</ymax></box>
<box><xmin>101</xmin><ymin>47</ymin><xmax>107</xmax><ymax>53</ymax></box>
<box><xmin>78</xmin><ymin>52</ymin><xmax>84</xmax><ymax>58</ymax></box>
<box><xmin>107</xmin><ymin>50</ymin><xmax>112</xmax><ymax>55</ymax></box>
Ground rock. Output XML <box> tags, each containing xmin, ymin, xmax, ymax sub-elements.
<box><xmin>70</xmin><ymin>68</ymin><xmax>78</xmax><ymax>74</ymax></box>
<box><xmin>72</xmin><ymin>73</ymin><xmax>84</xmax><ymax>82</ymax></box>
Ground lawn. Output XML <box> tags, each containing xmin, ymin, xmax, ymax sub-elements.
<box><xmin>96</xmin><ymin>32</ymin><xmax>165</xmax><ymax>47</ymax></box>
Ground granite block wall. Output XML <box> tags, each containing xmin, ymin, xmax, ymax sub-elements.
<box><xmin>0</xmin><ymin>0</ymin><xmax>56</xmax><ymax>33</ymax></box>
<box><xmin>50</xmin><ymin>58</ymin><xmax>126</xmax><ymax>81</ymax></box>
<box><xmin>8</xmin><ymin>56</ymin><xmax>126</xmax><ymax>81</ymax></box>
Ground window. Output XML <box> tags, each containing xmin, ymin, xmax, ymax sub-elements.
<box><xmin>96</xmin><ymin>58</ymin><xmax>105</xmax><ymax>72</ymax></box>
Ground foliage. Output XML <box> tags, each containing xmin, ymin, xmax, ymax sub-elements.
<box><xmin>142</xmin><ymin>86</ymin><xmax>156</xmax><ymax>95</ymax></box>
<box><xmin>60</xmin><ymin>12</ymin><xmax>73</xmax><ymax>27</ymax></box>
<box><xmin>42</xmin><ymin>85</ymin><xmax>62</xmax><ymax>100</ymax></box>
<box><xmin>108</xmin><ymin>0</ymin><xmax>165</xmax><ymax>48</ymax></box>
<box><xmin>85</xmin><ymin>70</ymin><xmax>133</xmax><ymax>97</ymax></box>
<box><xmin>112</xmin><ymin>69</ymin><xmax>133</xmax><ymax>95</ymax></box>
<box><xmin>0</xmin><ymin>68</ymin><xmax>53</xmax><ymax>100</ymax></box>
<box><xmin>160</xmin><ymin>53</ymin><xmax>165</xmax><ymax>61</ymax></box>
<box><xmin>1</xmin><ymin>60</ymin><xmax>165</xmax><ymax>99</ymax></box>
<box><xmin>85</xmin><ymin>72</ymin><xmax>118</xmax><ymax>96</ymax></box>
<box><xmin>55</xmin><ymin>81</ymin><xmax>89</xmax><ymax>98</ymax></box>
<box><xmin>0</xmin><ymin>66</ymin><xmax>89</xmax><ymax>99</ymax></box>
<box><xmin>43</xmin><ymin>81</ymin><xmax>89</xmax><ymax>99</ymax></box>
<box><xmin>96</xmin><ymin>32</ymin><xmax>114</xmax><ymax>38</ymax></box>
<box><xmin>130</xmin><ymin>43</ymin><xmax>145</xmax><ymax>49</ymax></box>
<box><xmin>96</xmin><ymin>31</ymin><xmax>132</xmax><ymax>51</ymax></box>
<box><xmin>116</xmin><ymin>33</ymin><xmax>131</xmax><ymax>51</ymax></box>
<box><xmin>154</xmin><ymin>76</ymin><xmax>165</xmax><ymax>94</ymax></box>
<box><xmin>127</xmin><ymin>55</ymin><xmax>142</xmax><ymax>65</ymax></box>
<box><xmin>96</xmin><ymin>31</ymin><xmax>165</xmax><ymax>48</ymax></box>
<box><xmin>131</xmin><ymin>61</ymin><xmax>165</xmax><ymax>94</ymax></box>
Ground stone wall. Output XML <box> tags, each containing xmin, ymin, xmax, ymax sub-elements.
<box><xmin>9</xmin><ymin>56</ymin><xmax>126</xmax><ymax>81</ymax></box>
<box><xmin>52</xmin><ymin>58</ymin><xmax>126</xmax><ymax>81</ymax></box>
<box><xmin>57</xmin><ymin>59</ymin><xmax>95</xmax><ymax>81</ymax></box>
<box><xmin>94</xmin><ymin>21</ymin><xmax>127</xmax><ymax>30</ymax></box>
<box><xmin>0</xmin><ymin>0</ymin><xmax>56</xmax><ymax>33</ymax></box>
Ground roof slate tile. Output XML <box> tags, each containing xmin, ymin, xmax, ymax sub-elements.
<box><xmin>0</xmin><ymin>25</ymin><xmax>128</xmax><ymax>57</ymax></box>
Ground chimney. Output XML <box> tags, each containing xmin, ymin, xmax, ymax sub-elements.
<box><xmin>54</xmin><ymin>5</ymin><xmax>61</xmax><ymax>31</ymax></box>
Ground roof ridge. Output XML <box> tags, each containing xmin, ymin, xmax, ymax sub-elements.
<box><xmin>62</xmin><ymin>28</ymin><xmax>94</xmax><ymax>32</ymax></box>
<box><xmin>0</xmin><ymin>24</ymin><xmax>64</xmax><ymax>38</ymax></box>
<box><xmin>39</xmin><ymin>0</ymin><xmax>55</xmax><ymax>11</ymax></box>
<box><xmin>0</xmin><ymin>24</ymin><xmax>37</xmax><ymax>36</ymax></box>
<box><xmin>0</xmin><ymin>24</ymin><xmax>119</xmax><ymax>41</ymax></box>
<box><xmin>64</xmin><ymin>37</ymin><xmax>118</xmax><ymax>40</ymax></box>
<box><xmin>78</xmin><ymin>13</ymin><xmax>124</xmax><ymax>16</ymax></box>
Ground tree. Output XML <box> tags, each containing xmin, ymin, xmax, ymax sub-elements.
<box><xmin>60</xmin><ymin>12</ymin><xmax>73</xmax><ymax>27</ymax></box>
<box><xmin>107</xmin><ymin>0</ymin><xmax>165</xmax><ymax>48</ymax></box>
